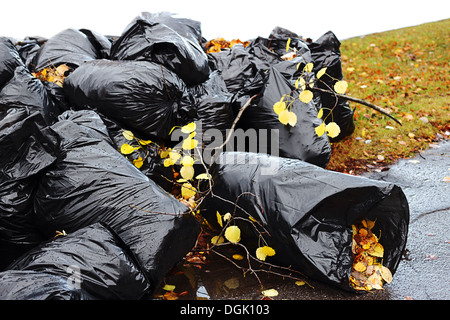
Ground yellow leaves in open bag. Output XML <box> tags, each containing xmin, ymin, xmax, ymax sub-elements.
<box><xmin>32</xmin><ymin>64</ymin><xmax>70</xmax><ymax>87</ymax></box>
<box><xmin>350</xmin><ymin>219</ymin><xmax>393</xmax><ymax>291</ymax></box>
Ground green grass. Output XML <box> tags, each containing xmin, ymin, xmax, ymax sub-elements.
<box><xmin>326</xmin><ymin>19</ymin><xmax>450</xmax><ymax>174</ymax></box>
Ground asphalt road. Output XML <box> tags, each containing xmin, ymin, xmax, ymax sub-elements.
<box><xmin>156</xmin><ymin>139</ymin><xmax>450</xmax><ymax>301</ymax></box>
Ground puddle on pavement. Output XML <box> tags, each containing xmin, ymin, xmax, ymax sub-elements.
<box><xmin>152</xmin><ymin>245</ymin><xmax>392</xmax><ymax>300</ymax></box>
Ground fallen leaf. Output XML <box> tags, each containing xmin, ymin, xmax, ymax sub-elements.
<box><xmin>162</xmin><ymin>284</ymin><xmax>176</xmax><ymax>291</ymax></box>
<box><xmin>120</xmin><ymin>143</ymin><xmax>140</xmax><ymax>155</ymax></box>
<box><xmin>295</xmin><ymin>280</ymin><xmax>306</xmax><ymax>286</ymax></box>
<box><xmin>262</xmin><ymin>289</ymin><xmax>279</xmax><ymax>297</ymax></box>
<box><xmin>442</xmin><ymin>177</ymin><xmax>450</xmax><ymax>182</ymax></box>
<box><xmin>133</xmin><ymin>156</ymin><xmax>144</xmax><ymax>169</ymax></box>
<box><xmin>122</xmin><ymin>130</ymin><xmax>134</xmax><ymax>141</ymax></box>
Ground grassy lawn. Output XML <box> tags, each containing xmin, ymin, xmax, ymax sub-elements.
<box><xmin>326</xmin><ymin>18</ymin><xmax>450</xmax><ymax>174</ymax></box>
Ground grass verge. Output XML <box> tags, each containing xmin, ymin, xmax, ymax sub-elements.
<box><xmin>326</xmin><ymin>18</ymin><xmax>450</xmax><ymax>174</ymax></box>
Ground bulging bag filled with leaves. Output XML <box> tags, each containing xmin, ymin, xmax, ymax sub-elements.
<box><xmin>64</xmin><ymin>59</ymin><xmax>195</xmax><ymax>142</ymax></box>
<box><xmin>33</xmin><ymin>110</ymin><xmax>200</xmax><ymax>289</ymax></box>
<box><xmin>110</xmin><ymin>12</ymin><xmax>210</xmax><ymax>86</ymax></box>
<box><xmin>308</xmin><ymin>31</ymin><xmax>355</xmax><ymax>141</ymax></box>
<box><xmin>202</xmin><ymin>152</ymin><xmax>409</xmax><ymax>291</ymax></box>
<box><xmin>3</xmin><ymin>223</ymin><xmax>151</xmax><ymax>300</ymax></box>
<box><xmin>31</xmin><ymin>28</ymin><xmax>110</xmax><ymax>71</ymax></box>
<box><xmin>0</xmin><ymin>112</ymin><xmax>58</xmax><ymax>270</ymax></box>
<box><xmin>235</xmin><ymin>66</ymin><xmax>331</xmax><ymax>168</ymax></box>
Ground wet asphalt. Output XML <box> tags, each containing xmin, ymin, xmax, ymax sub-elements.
<box><xmin>156</xmin><ymin>139</ymin><xmax>450</xmax><ymax>301</ymax></box>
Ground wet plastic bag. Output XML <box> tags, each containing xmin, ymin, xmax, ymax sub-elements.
<box><xmin>0</xmin><ymin>65</ymin><xmax>60</xmax><ymax>124</ymax></box>
<box><xmin>234</xmin><ymin>66</ymin><xmax>331</xmax><ymax>168</ymax></box>
<box><xmin>0</xmin><ymin>37</ymin><xmax>25</xmax><ymax>89</ymax></box>
<box><xmin>33</xmin><ymin>110</ymin><xmax>200</xmax><ymax>287</ymax></box>
<box><xmin>308</xmin><ymin>31</ymin><xmax>355</xmax><ymax>141</ymax></box>
<box><xmin>63</xmin><ymin>59</ymin><xmax>195</xmax><ymax>141</ymax></box>
<box><xmin>3</xmin><ymin>223</ymin><xmax>151</xmax><ymax>300</ymax></box>
<box><xmin>31</xmin><ymin>28</ymin><xmax>110</xmax><ymax>71</ymax></box>
<box><xmin>0</xmin><ymin>112</ymin><xmax>58</xmax><ymax>270</ymax></box>
<box><xmin>110</xmin><ymin>12</ymin><xmax>210</xmax><ymax>86</ymax></box>
<box><xmin>203</xmin><ymin>152</ymin><xmax>409</xmax><ymax>291</ymax></box>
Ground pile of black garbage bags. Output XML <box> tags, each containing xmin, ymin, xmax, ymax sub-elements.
<box><xmin>0</xmin><ymin>12</ymin><xmax>409</xmax><ymax>299</ymax></box>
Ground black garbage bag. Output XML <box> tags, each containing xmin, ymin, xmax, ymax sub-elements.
<box><xmin>4</xmin><ymin>223</ymin><xmax>151</xmax><ymax>300</ymax></box>
<box><xmin>188</xmin><ymin>70</ymin><xmax>234</xmax><ymax>142</ymax></box>
<box><xmin>31</xmin><ymin>28</ymin><xmax>111</xmax><ymax>71</ymax></box>
<box><xmin>0</xmin><ymin>112</ymin><xmax>58</xmax><ymax>271</ymax></box>
<box><xmin>63</xmin><ymin>59</ymin><xmax>195</xmax><ymax>142</ymax></box>
<box><xmin>0</xmin><ymin>37</ymin><xmax>25</xmax><ymax>89</ymax></box>
<box><xmin>202</xmin><ymin>152</ymin><xmax>409</xmax><ymax>291</ymax></box>
<box><xmin>234</xmin><ymin>66</ymin><xmax>331</xmax><ymax>168</ymax></box>
<box><xmin>308</xmin><ymin>31</ymin><xmax>355</xmax><ymax>141</ymax></box>
<box><xmin>14</xmin><ymin>37</ymin><xmax>46</xmax><ymax>70</ymax></box>
<box><xmin>0</xmin><ymin>270</ymin><xmax>95</xmax><ymax>300</ymax></box>
<box><xmin>110</xmin><ymin>12</ymin><xmax>210</xmax><ymax>86</ymax></box>
<box><xmin>0</xmin><ymin>65</ymin><xmax>60</xmax><ymax>125</ymax></box>
<box><xmin>33</xmin><ymin>110</ymin><xmax>200</xmax><ymax>288</ymax></box>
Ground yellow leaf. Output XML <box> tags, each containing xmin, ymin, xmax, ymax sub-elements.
<box><xmin>286</xmin><ymin>38</ymin><xmax>291</xmax><ymax>52</ymax></box>
<box><xmin>182</xmin><ymin>138</ymin><xmax>199</xmax><ymax>150</ymax></box>
<box><xmin>303</xmin><ymin>62</ymin><xmax>314</xmax><ymax>73</ymax></box>
<box><xmin>317</xmin><ymin>108</ymin><xmax>324</xmax><ymax>119</ymax></box>
<box><xmin>216</xmin><ymin>211</ymin><xmax>223</xmax><ymax>227</ymax></box>
<box><xmin>326</xmin><ymin>122</ymin><xmax>341</xmax><ymax>138</ymax></box>
<box><xmin>169</xmin><ymin>151</ymin><xmax>181</xmax><ymax>162</ymax></box>
<box><xmin>223</xmin><ymin>212</ymin><xmax>232</xmax><ymax>222</ymax></box>
<box><xmin>180</xmin><ymin>155</ymin><xmax>195</xmax><ymax>166</ymax></box>
<box><xmin>299</xmin><ymin>90</ymin><xmax>313</xmax><ymax>104</ymax></box>
<box><xmin>256</xmin><ymin>246</ymin><xmax>276</xmax><ymax>261</ymax></box>
<box><xmin>162</xmin><ymin>284</ymin><xmax>176</xmax><ymax>291</ymax></box>
<box><xmin>317</xmin><ymin>67</ymin><xmax>327</xmax><ymax>79</ymax></box>
<box><xmin>211</xmin><ymin>235</ymin><xmax>225</xmax><ymax>245</ymax></box>
<box><xmin>138</xmin><ymin>139</ymin><xmax>152</xmax><ymax>146</ymax></box>
<box><xmin>195</xmin><ymin>173</ymin><xmax>212</xmax><ymax>180</ymax></box>
<box><xmin>354</xmin><ymin>261</ymin><xmax>367</xmax><ymax>272</ymax></box>
<box><xmin>369</xmin><ymin>243</ymin><xmax>384</xmax><ymax>258</ymax></box>
<box><xmin>262</xmin><ymin>289</ymin><xmax>278</xmax><ymax>297</ymax></box>
<box><xmin>181</xmin><ymin>122</ymin><xmax>196</xmax><ymax>133</ymax></box>
<box><xmin>232</xmin><ymin>254</ymin><xmax>244</xmax><ymax>260</ymax></box>
<box><xmin>224</xmin><ymin>225</ymin><xmax>241</xmax><ymax>244</ymax></box>
<box><xmin>273</xmin><ymin>101</ymin><xmax>286</xmax><ymax>115</ymax></box>
<box><xmin>299</xmin><ymin>77</ymin><xmax>306</xmax><ymax>90</ymax></box>
<box><xmin>380</xmin><ymin>266</ymin><xmax>393</xmax><ymax>283</ymax></box>
<box><xmin>120</xmin><ymin>143</ymin><xmax>139</xmax><ymax>155</ymax></box>
<box><xmin>163</xmin><ymin>158</ymin><xmax>175</xmax><ymax>167</ymax></box>
<box><xmin>295</xmin><ymin>280</ymin><xmax>306</xmax><ymax>286</ymax></box>
<box><xmin>287</xmin><ymin>111</ymin><xmax>297</xmax><ymax>126</ymax></box>
<box><xmin>334</xmin><ymin>80</ymin><xmax>348</xmax><ymax>94</ymax></box>
<box><xmin>122</xmin><ymin>130</ymin><xmax>134</xmax><ymax>141</ymax></box>
<box><xmin>133</xmin><ymin>156</ymin><xmax>144</xmax><ymax>169</ymax></box>
<box><xmin>294</xmin><ymin>78</ymin><xmax>299</xmax><ymax>89</ymax></box>
<box><xmin>180</xmin><ymin>165</ymin><xmax>195</xmax><ymax>180</ymax></box>
<box><xmin>278</xmin><ymin>109</ymin><xmax>290</xmax><ymax>125</ymax></box>
<box><xmin>160</xmin><ymin>148</ymin><xmax>170</xmax><ymax>158</ymax></box>
<box><xmin>181</xmin><ymin>183</ymin><xmax>196</xmax><ymax>200</ymax></box>
<box><xmin>315</xmin><ymin>122</ymin><xmax>326</xmax><ymax>137</ymax></box>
